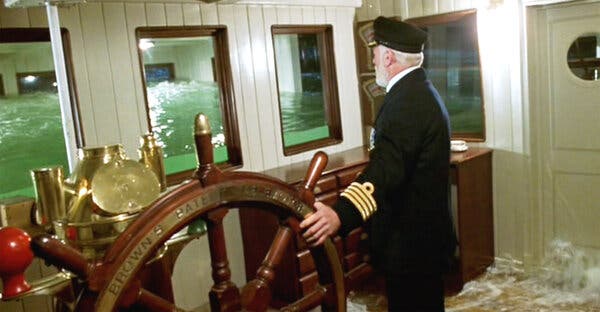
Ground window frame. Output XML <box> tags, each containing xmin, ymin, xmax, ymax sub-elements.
<box><xmin>135</xmin><ymin>26</ymin><xmax>242</xmax><ymax>185</ymax></box>
<box><xmin>271</xmin><ymin>25</ymin><xmax>343</xmax><ymax>156</ymax></box>
<box><xmin>0</xmin><ymin>74</ymin><xmax>4</xmax><ymax>96</ymax></box>
<box><xmin>0</xmin><ymin>28</ymin><xmax>84</xmax><ymax>147</ymax></box>
<box><xmin>0</xmin><ymin>28</ymin><xmax>82</xmax><ymax>199</ymax></box>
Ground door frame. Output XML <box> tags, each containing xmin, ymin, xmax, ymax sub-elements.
<box><xmin>525</xmin><ymin>0</ymin><xmax>600</xmax><ymax>264</ymax></box>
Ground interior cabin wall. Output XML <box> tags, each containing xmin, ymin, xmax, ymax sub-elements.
<box><xmin>0</xmin><ymin>47</ymin><xmax>54</xmax><ymax>95</ymax></box>
<box><xmin>357</xmin><ymin>0</ymin><xmax>534</xmax><ymax>265</ymax></box>
<box><xmin>0</xmin><ymin>1</ymin><xmax>361</xmax><ymax>310</ymax></box>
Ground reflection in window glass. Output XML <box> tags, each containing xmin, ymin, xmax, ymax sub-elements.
<box><xmin>407</xmin><ymin>10</ymin><xmax>485</xmax><ymax>140</ymax></box>
<box><xmin>137</xmin><ymin>27</ymin><xmax>241</xmax><ymax>180</ymax></box>
<box><xmin>0</xmin><ymin>42</ymin><xmax>68</xmax><ymax>199</ymax></box>
<box><xmin>141</xmin><ymin>37</ymin><xmax>225</xmax><ymax>174</ymax></box>
<box><xmin>273</xmin><ymin>26</ymin><xmax>342</xmax><ymax>155</ymax></box>
<box><xmin>567</xmin><ymin>35</ymin><xmax>600</xmax><ymax>81</ymax></box>
<box><xmin>144</xmin><ymin>63</ymin><xmax>175</xmax><ymax>83</ymax></box>
<box><xmin>17</xmin><ymin>71</ymin><xmax>59</xmax><ymax>94</ymax></box>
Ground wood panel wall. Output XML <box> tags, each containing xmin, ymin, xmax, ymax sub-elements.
<box><xmin>0</xmin><ymin>1</ymin><xmax>361</xmax><ymax>310</ymax></box>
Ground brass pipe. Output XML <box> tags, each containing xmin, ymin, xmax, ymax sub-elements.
<box><xmin>31</xmin><ymin>166</ymin><xmax>66</xmax><ymax>232</ymax></box>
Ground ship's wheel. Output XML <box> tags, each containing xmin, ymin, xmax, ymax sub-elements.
<box><xmin>0</xmin><ymin>114</ymin><xmax>345</xmax><ymax>312</ymax></box>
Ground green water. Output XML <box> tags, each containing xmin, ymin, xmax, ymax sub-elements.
<box><xmin>146</xmin><ymin>80</ymin><xmax>228</xmax><ymax>175</ymax></box>
<box><xmin>279</xmin><ymin>91</ymin><xmax>329</xmax><ymax>147</ymax></box>
<box><xmin>1</xmin><ymin>81</ymin><xmax>328</xmax><ymax>199</ymax></box>
<box><xmin>0</xmin><ymin>92</ymin><xmax>69</xmax><ymax>199</ymax></box>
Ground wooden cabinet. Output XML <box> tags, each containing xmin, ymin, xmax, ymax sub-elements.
<box><xmin>239</xmin><ymin>146</ymin><xmax>493</xmax><ymax>304</ymax></box>
<box><xmin>447</xmin><ymin>147</ymin><xmax>494</xmax><ymax>292</ymax></box>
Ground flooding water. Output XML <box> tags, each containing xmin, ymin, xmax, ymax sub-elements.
<box><xmin>146</xmin><ymin>80</ymin><xmax>225</xmax><ymax>159</ymax></box>
<box><xmin>347</xmin><ymin>240</ymin><xmax>600</xmax><ymax>311</ymax></box>
<box><xmin>0</xmin><ymin>92</ymin><xmax>69</xmax><ymax>198</ymax></box>
<box><xmin>0</xmin><ymin>82</ymin><xmax>324</xmax><ymax>198</ymax></box>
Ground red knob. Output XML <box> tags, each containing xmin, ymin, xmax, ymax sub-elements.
<box><xmin>0</xmin><ymin>227</ymin><xmax>33</xmax><ymax>298</ymax></box>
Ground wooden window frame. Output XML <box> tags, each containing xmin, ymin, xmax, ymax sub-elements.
<box><xmin>136</xmin><ymin>26</ymin><xmax>242</xmax><ymax>185</ymax></box>
<box><xmin>0</xmin><ymin>74</ymin><xmax>4</xmax><ymax>96</ymax></box>
<box><xmin>272</xmin><ymin>25</ymin><xmax>343</xmax><ymax>156</ymax></box>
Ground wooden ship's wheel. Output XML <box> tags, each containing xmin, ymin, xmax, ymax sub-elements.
<box><xmin>0</xmin><ymin>114</ymin><xmax>345</xmax><ymax>312</ymax></box>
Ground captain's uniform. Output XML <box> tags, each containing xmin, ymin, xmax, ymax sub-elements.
<box><xmin>332</xmin><ymin>16</ymin><xmax>456</xmax><ymax>311</ymax></box>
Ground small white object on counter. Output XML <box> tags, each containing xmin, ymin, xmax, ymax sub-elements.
<box><xmin>451</xmin><ymin>140</ymin><xmax>468</xmax><ymax>152</ymax></box>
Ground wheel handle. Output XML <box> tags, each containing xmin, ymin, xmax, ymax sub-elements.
<box><xmin>0</xmin><ymin>227</ymin><xmax>33</xmax><ymax>298</ymax></box>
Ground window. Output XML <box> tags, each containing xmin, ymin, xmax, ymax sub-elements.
<box><xmin>406</xmin><ymin>10</ymin><xmax>485</xmax><ymax>141</ymax></box>
<box><xmin>272</xmin><ymin>25</ymin><xmax>342</xmax><ymax>155</ymax></box>
<box><xmin>0</xmin><ymin>28</ymin><xmax>81</xmax><ymax>200</ymax></box>
<box><xmin>17</xmin><ymin>71</ymin><xmax>58</xmax><ymax>94</ymax></box>
<box><xmin>136</xmin><ymin>26</ymin><xmax>242</xmax><ymax>184</ymax></box>
<box><xmin>567</xmin><ymin>34</ymin><xmax>600</xmax><ymax>81</ymax></box>
<box><xmin>143</xmin><ymin>63</ymin><xmax>175</xmax><ymax>83</ymax></box>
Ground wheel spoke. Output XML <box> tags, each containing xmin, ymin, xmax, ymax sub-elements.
<box><xmin>241</xmin><ymin>225</ymin><xmax>293</xmax><ymax>311</ymax></box>
<box><xmin>136</xmin><ymin>288</ymin><xmax>187</xmax><ymax>312</ymax></box>
<box><xmin>206</xmin><ymin>210</ymin><xmax>241</xmax><ymax>312</ymax></box>
<box><xmin>280</xmin><ymin>285</ymin><xmax>327</xmax><ymax>312</ymax></box>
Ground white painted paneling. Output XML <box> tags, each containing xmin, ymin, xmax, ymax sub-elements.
<box><xmin>80</xmin><ymin>3</ymin><xmax>122</xmax><ymax>146</ymax></box>
<box><xmin>336</xmin><ymin>7</ymin><xmax>363</xmax><ymax>152</ymax></box>
<box><xmin>234</xmin><ymin>5</ymin><xmax>263</xmax><ymax>171</ymax></box>
<box><xmin>103</xmin><ymin>2</ymin><xmax>142</xmax><ymax>157</ymax></box>
<box><xmin>171</xmin><ymin>236</ymin><xmax>212</xmax><ymax>309</ymax></box>
<box><xmin>355</xmin><ymin>0</ymin><xmax>370</xmax><ymax>21</ymax></box>
<box><xmin>124</xmin><ymin>3</ymin><xmax>150</xmax><ymax>135</ymax></box>
<box><xmin>182</xmin><ymin>3</ymin><xmax>202</xmax><ymax>25</ymax></box>
<box><xmin>555</xmin><ymin>174</ymin><xmax>600</xmax><ymax>249</ymax></box>
<box><xmin>165</xmin><ymin>3</ymin><xmax>183</xmax><ymax>25</ymax></box>
<box><xmin>379</xmin><ymin>1</ymin><xmax>395</xmax><ymax>17</ymax></box>
<box><xmin>276</xmin><ymin>6</ymin><xmax>291</xmax><ymax>23</ymax></box>
<box><xmin>263</xmin><ymin>7</ymin><xmax>287</xmax><ymax>168</ymax></box>
<box><xmin>301</xmin><ymin>6</ymin><xmax>314</xmax><ymax>23</ymax></box>
<box><xmin>0</xmin><ymin>6</ymin><xmax>28</xmax><ymax>27</ymax></box>
<box><xmin>214</xmin><ymin>7</ymin><xmax>246</xmax><ymax>297</ymax></box>
<box><xmin>60</xmin><ymin>5</ymin><xmax>98</xmax><ymax>145</ymax></box>
<box><xmin>438</xmin><ymin>0</ymin><xmax>454</xmax><ymax>13</ymax></box>
<box><xmin>366</xmin><ymin>0</ymin><xmax>381</xmax><ymax>20</ymax></box>
<box><xmin>219</xmin><ymin>4</ymin><xmax>251</xmax><ymax>171</ymax></box>
<box><xmin>454</xmin><ymin>0</ymin><xmax>473</xmax><ymax>11</ymax></box>
<box><xmin>422</xmin><ymin>0</ymin><xmax>437</xmax><ymax>15</ymax></box>
<box><xmin>145</xmin><ymin>3</ymin><xmax>166</xmax><ymax>26</ymax></box>
<box><xmin>406</xmin><ymin>0</ymin><xmax>423</xmax><ymax>18</ymax></box>
<box><xmin>313</xmin><ymin>6</ymin><xmax>326</xmax><ymax>23</ymax></box>
<box><xmin>27</xmin><ymin>6</ymin><xmax>47</xmax><ymax>27</ymax></box>
<box><xmin>200</xmin><ymin>2</ymin><xmax>218</xmax><ymax>24</ymax></box>
<box><xmin>398</xmin><ymin>0</ymin><xmax>409</xmax><ymax>18</ymax></box>
<box><xmin>248</xmin><ymin>6</ymin><xmax>278</xmax><ymax>168</ymax></box>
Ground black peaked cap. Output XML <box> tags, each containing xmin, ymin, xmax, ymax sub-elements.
<box><xmin>371</xmin><ymin>16</ymin><xmax>427</xmax><ymax>53</ymax></box>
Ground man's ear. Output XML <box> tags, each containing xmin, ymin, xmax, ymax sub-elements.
<box><xmin>383</xmin><ymin>49</ymin><xmax>394</xmax><ymax>67</ymax></box>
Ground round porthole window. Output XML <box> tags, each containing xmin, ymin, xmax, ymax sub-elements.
<box><xmin>567</xmin><ymin>34</ymin><xmax>600</xmax><ymax>81</ymax></box>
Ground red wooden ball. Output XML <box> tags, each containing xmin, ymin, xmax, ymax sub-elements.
<box><xmin>0</xmin><ymin>227</ymin><xmax>33</xmax><ymax>297</ymax></box>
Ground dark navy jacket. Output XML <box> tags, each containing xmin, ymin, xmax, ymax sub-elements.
<box><xmin>334</xmin><ymin>68</ymin><xmax>456</xmax><ymax>275</ymax></box>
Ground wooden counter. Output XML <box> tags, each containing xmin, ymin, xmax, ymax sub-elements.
<box><xmin>239</xmin><ymin>146</ymin><xmax>493</xmax><ymax>303</ymax></box>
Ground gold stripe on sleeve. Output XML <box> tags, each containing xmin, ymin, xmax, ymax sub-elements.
<box><xmin>340</xmin><ymin>182</ymin><xmax>377</xmax><ymax>221</ymax></box>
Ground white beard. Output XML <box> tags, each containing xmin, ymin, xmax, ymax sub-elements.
<box><xmin>375</xmin><ymin>62</ymin><xmax>388</xmax><ymax>88</ymax></box>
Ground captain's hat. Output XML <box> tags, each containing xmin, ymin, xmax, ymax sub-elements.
<box><xmin>367</xmin><ymin>16</ymin><xmax>427</xmax><ymax>53</ymax></box>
